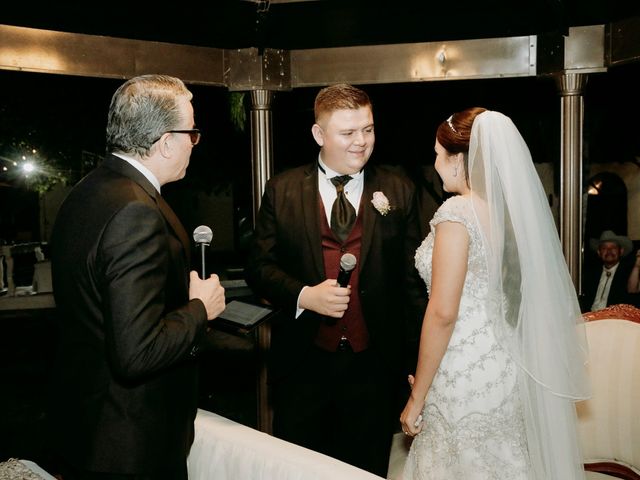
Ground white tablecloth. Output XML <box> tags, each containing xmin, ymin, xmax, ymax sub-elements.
<box><xmin>188</xmin><ymin>409</ymin><xmax>384</xmax><ymax>480</ymax></box>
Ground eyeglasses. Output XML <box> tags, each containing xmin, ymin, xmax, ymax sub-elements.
<box><xmin>154</xmin><ymin>129</ymin><xmax>201</xmax><ymax>146</ymax></box>
<box><xmin>168</xmin><ymin>129</ymin><xmax>201</xmax><ymax>146</ymax></box>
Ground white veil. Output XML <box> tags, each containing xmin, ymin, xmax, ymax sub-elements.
<box><xmin>468</xmin><ymin>111</ymin><xmax>590</xmax><ymax>478</ymax></box>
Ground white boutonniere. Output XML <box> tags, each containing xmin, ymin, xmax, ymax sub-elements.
<box><xmin>371</xmin><ymin>191</ymin><xmax>391</xmax><ymax>215</ymax></box>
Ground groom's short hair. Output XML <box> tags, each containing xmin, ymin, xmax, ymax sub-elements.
<box><xmin>314</xmin><ymin>83</ymin><xmax>372</xmax><ymax>123</ymax></box>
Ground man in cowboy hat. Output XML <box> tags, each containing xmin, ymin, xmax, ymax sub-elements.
<box><xmin>581</xmin><ymin>230</ymin><xmax>634</xmax><ymax>312</ymax></box>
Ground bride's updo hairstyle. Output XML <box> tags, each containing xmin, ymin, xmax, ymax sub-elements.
<box><xmin>436</xmin><ymin>107</ymin><xmax>487</xmax><ymax>186</ymax></box>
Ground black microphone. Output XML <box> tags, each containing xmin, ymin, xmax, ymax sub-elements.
<box><xmin>193</xmin><ymin>225</ymin><xmax>213</xmax><ymax>279</ymax></box>
<box><xmin>336</xmin><ymin>253</ymin><xmax>357</xmax><ymax>287</ymax></box>
<box><xmin>325</xmin><ymin>253</ymin><xmax>357</xmax><ymax>326</ymax></box>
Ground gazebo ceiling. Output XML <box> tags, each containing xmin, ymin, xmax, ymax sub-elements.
<box><xmin>2</xmin><ymin>0</ymin><xmax>639</xmax><ymax>50</ymax></box>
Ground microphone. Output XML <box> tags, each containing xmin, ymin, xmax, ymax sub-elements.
<box><xmin>325</xmin><ymin>253</ymin><xmax>357</xmax><ymax>326</ymax></box>
<box><xmin>193</xmin><ymin>225</ymin><xmax>213</xmax><ymax>279</ymax></box>
<box><xmin>336</xmin><ymin>253</ymin><xmax>357</xmax><ymax>287</ymax></box>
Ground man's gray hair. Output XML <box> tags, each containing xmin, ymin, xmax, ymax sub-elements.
<box><xmin>106</xmin><ymin>74</ymin><xmax>192</xmax><ymax>157</ymax></box>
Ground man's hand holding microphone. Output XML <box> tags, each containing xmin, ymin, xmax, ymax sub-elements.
<box><xmin>189</xmin><ymin>225</ymin><xmax>225</xmax><ymax>320</ymax></box>
<box><xmin>298</xmin><ymin>253</ymin><xmax>357</xmax><ymax>319</ymax></box>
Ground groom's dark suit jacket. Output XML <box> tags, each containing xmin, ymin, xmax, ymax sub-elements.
<box><xmin>245</xmin><ymin>162</ymin><xmax>426</xmax><ymax>383</ymax></box>
<box><xmin>49</xmin><ymin>154</ymin><xmax>208</xmax><ymax>475</ymax></box>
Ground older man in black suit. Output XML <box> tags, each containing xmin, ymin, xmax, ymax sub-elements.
<box><xmin>581</xmin><ymin>230</ymin><xmax>634</xmax><ymax>312</ymax></box>
<box><xmin>245</xmin><ymin>83</ymin><xmax>426</xmax><ymax>476</ymax></box>
<box><xmin>49</xmin><ymin>75</ymin><xmax>225</xmax><ymax>480</ymax></box>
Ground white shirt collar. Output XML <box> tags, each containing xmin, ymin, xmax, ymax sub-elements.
<box><xmin>113</xmin><ymin>153</ymin><xmax>161</xmax><ymax>193</ymax></box>
<box><xmin>317</xmin><ymin>155</ymin><xmax>364</xmax><ymax>181</ymax></box>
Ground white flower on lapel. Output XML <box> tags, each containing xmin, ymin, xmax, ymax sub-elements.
<box><xmin>371</xmin><ymin>191</ymin><xmax>391</xmax><ymax>216</ymax></box>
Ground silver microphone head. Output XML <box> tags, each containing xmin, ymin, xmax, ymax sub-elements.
<box><xmin>340</xmin><ymin>253</ymin><xmax>357</xmax><ymax>272</ymax></box>
<box><xmin>193</xmin><ymin>225</ymin><xmax>213</xmax><ymax>245</ymax></box>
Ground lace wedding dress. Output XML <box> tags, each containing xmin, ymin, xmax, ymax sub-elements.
<box><xmin>403</xmin><ymin>195</ymin><xmax>530</xmax><ymax>479</ymax></box>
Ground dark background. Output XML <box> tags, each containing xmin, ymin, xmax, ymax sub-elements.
<box><xmin>2</xmin><ymin>60</ymin><xmax>639</xmax><ymax>247</ymax></box>
<box><xmin>2</xmin><ymin>0</ymin><xmax>638</xmax><ymax>50</ymax></box>
<box><xmin>2</xmin><ymin>0</ymin><xmax>640</xmax><ymax>247</ymax></box>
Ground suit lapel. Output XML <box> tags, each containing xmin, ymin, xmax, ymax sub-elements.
<box><xmin>360</xmin><ymin>167</ymin><xmax>380</xmax><ymax>269</ymax></box>
<box><xmin>155</xmin><ymin>193</ymin><xmax>191</xmax><ymax>260</ymax></box>
<box><xmin>301</xmin><ymin>164</ymin><xmax>325</xmax><ymax>279</ymax></box>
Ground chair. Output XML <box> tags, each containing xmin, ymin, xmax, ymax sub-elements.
<box><xmin>188</xmin><ymin>409</ymin><xmax>383</xmax><ymax>480</ymax></box>
<box><xmin>387</xmin><ymin>304</ymin><xmax>640</xmax><ymax>479</ymax></box>
<box><xmin>578</xmin><ymin>304</ymin><xmax>640</xmax><ymax>479</ymax></box>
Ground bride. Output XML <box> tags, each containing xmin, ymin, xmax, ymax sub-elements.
<box><xmin>400</xmin><ymin>108</ymin><xmax>590</xmax><ymax>479</ymax></box>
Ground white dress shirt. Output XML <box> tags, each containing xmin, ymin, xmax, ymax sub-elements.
<box><xmin>591</xmin><ymin>263</ymin><xmax>619</xmax><ymax>311</ymax></box>
<box><xmin>113</xmin><ymin>152</ymin><xmax>161</xmax><ymax>194</ymax></box>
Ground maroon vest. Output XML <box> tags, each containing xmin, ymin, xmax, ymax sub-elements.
<box><xmin>314</xmin><ymin>200</ymin><xmax>370</xmax><ymax>352</ymax></box>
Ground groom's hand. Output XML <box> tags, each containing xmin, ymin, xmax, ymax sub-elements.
<box><xmin>299</xmin><ymin>279</ymin><xmax>350</xmax><ymax>317</ymax></box>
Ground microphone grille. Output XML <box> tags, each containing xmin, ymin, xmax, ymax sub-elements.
<box><xmin>340</xmin><ymin>253</ymin><xmax>357</xmax><ymax>271</ymax></box>
<box><xmin>193</xmin><ymin>225</ymin><xmax>213</xmax><ymax>244</ymax></box>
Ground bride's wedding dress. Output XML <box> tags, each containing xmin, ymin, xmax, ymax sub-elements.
<box><xmin>403</xmin><ymin>195</ymin><xmax>530</xmax><ymax>479</ymax></box>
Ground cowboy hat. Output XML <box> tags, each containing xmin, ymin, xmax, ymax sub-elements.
<box><xmin>590</xmin><ymin>230</ymin><xmax>633</xmax><ymax>256</ymax></box>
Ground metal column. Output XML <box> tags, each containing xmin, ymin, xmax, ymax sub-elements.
<box><xmin>556</xmin><ymin>73</ymin><xmax>587</xmax><ymax>290</ymax></box>
<box><xmin>250</xmin><ymin>89</ymin><xmax>274</xmax><ymax>434</ymax></box>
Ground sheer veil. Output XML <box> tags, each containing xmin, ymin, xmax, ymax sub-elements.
<box><xmin>468</xmin><ymin>111</ymin><xmax>590</xmax><ymax>478</ymax></box>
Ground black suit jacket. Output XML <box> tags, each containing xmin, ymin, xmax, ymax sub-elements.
<box><xmin>49</xmin><ymin>155</ymin><xmax>208</xmax><ymax>474</ymax></box>
<box><xmin>580</xmin><ymin>256</ymin><xmax>634</xmax><ymax>312</ymax></box>
<box><xmin>245</xmin><ymin>162</ymin><xmax>427</xmax><ymax>382</ymax></box>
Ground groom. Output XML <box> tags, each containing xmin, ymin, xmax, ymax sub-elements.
<box><xmin>245</xmin><ymin>83</ymin><xmax>426</xmax><ymax>476</ymax></box>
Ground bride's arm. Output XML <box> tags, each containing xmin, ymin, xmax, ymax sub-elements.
<box><xmin>400</xmin><ymin>220</ymin><xmax>469</xmax><ymax>436</ymax></box>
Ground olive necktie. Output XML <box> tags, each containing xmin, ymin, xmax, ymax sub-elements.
<box><xmin>330</xmin><ymin>175</ymin><xmax>356</xmax><ymax>243</ymax></box>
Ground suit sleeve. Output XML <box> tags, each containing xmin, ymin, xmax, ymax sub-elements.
<box><xmin>98</xmin><ymin>200</ymin><xmax>207</xmax><ymax>380</ymax></box>
<box><xmin>245</xmin><ymin>178</ymin><xmax>307</xmax><ymax>312</ymax></box>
